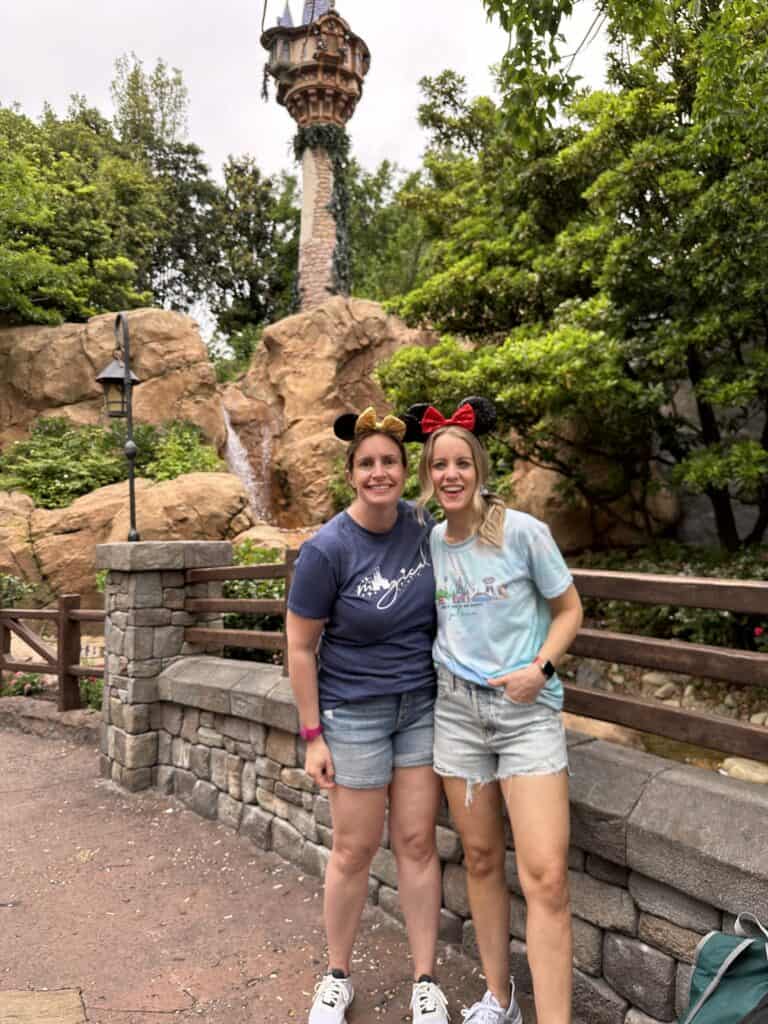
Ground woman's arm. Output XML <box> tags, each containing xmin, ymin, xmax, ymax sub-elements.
<box><xmin>488</xmin><ymin>584</ymin><xmax>583</xmax><ymax>704</ymax></box>
<box><xmin>286</xmin><ymin>609</ymin><xmax>336</xmax><ymax>789</ymax></box>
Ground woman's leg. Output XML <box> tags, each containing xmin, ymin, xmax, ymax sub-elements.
<box><xmin>325</xmin><ymin>784</ymin><xmax>388</xmax><ymax>972</ymax></box>
<box><xmin>388</xmin><ymin>765</ymin><xmax>443</xmax><ymax>977</ymax></box>
<box><xmin>442</xmin><ymin>777</ymin><xmax>512</xmax><ymax>1007</ymax></box>
<box><xmin>501</xmin><ymin>771</ymin><xmax>572</xmax><ymax>1024</ymax></box>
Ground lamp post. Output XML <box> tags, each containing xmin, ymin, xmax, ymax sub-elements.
<box><xmin>96</xmin><ymin>313</ymin><xmax>142</xmax><ymax>542</ymax></box>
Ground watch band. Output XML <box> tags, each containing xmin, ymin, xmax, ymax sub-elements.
<box><xmin>533</xmin><ymin>656</ymin><xmax>556</xmax><ymax>679</ymax></box>
<box><xmin>300</xmin><ymin>723</ymin><xmax>323</xmax><ymax>741</ymax></box>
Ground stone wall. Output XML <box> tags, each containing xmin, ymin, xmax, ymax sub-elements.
<box><xmin>96</xmin><ymin>542</ymin><xmax>768</xmax><ymax>1024</ymax></box>
<box><xmin>298</xmin><ymin>146</ymin><xmax>337</xmax><ymax>309</ymax></box>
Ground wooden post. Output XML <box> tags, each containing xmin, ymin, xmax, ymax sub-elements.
<box><xmin>0</xmin><ymin>613</ymin><xmax>9</xmax><ymax>689</ymax></box>
<box><xmin>282</xmin><ymin>549</ymin><xmax>298</xmax><ymax>678</ymax></box>
<box><xmin>57</xmin><ymin>595</ymin><xmax>82</xmax><ymax>711</ymax></box>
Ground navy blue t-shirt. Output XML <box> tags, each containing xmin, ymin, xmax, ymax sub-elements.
<box><xmin>287</xmin><ymin>501</ymin><xmax>436</xmax><ymax>708</ymax></box>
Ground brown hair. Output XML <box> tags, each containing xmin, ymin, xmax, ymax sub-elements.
<box><xmin>345</xmin><ymin>429</ymin><xmax>408</xmax><ymax>475</ymax></box>
<box><xmin>417</xmin><ymin>425</ymin><xmax>505</xmax><ymax>547</ymax></box>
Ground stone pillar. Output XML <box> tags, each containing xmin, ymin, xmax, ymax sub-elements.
<box><xmin>299</xmin><ymin>146</ymin><xmax>337</xmax><ymax>309</ymax></box>
<box><xmin>95</xmin><ymin>541</ymin><xmax>232</xmax><ymax>792</ymax></box>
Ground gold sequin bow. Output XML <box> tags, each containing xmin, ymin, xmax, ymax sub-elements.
<box><xmin>354</xmin><ymin>407</ymin><xmax>407</xmax><ymax>441</ymax></box>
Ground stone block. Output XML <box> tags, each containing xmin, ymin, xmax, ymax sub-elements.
<box><xmin>99</xmin><ymin>754</ymin><xmax>111</xmax><ymax>778</ymax></box>
<box><xmin>439</xmin><ymin>908</ymin><xmax>463</xmax><ymax>944</ymax></box>
<box><xmin>126</xmin><ymin>678</ymin><xmax>159</xmax><ymax>703</ymax></box>
<box><xmin>436</xmin><ymin>825</ymin><xmax>462</xmax><ymax>863</ymax></box>
<box><xmin>162</xmin><ymin>571</ymin><xmax>186</xmax><ymax>587</ymax></box>
<box><xmin>152</xmin><ymin>626</ymin><xmax>185</xmax><ymax>659</ymax></box>
<box><xmin>370</xmin><ymin>847</ymin><xmax>398</xmax><ymax>888</ymax></box>
<box><xmin>214</xmin><ymin>714</ymin><xmax>251</xmax><ymax>743</ymax></box>
<box><xmin>241</xmin><ymin>761</ymin><xmax>257</xmax><ymax>804</ymax></box>
<box><xmin>174</xmin><ymin>768</ymin><xmax>195</xmax><ymax>801</ymax></box>
<box><xmin>155</xmin><ymin>765</ymin><xmax>175</xmax><ymax>795</ymax></box>
<box><xmin>443</xmin><ymin>863</ymin><xmax>470</xmax><ymax>917</ymax></box>
<box><xmin>603</xmin><ymin>934</ymin><xmax>675</xmax><ymax>1020</ymax></box>
<box><xmin>505</xmin><ymin>851</ymin><xmax>524</xmax><ymax>896</ymax></box>
<box><xmin>256</xmin><ymin>786</ymin><xmax>279</xmax><ymax>815</ymax></box>
<box><xmin>281</xmin><ymin>767</ymin><xmax>315</xmax><ymax>792</ymax></box>
<box><xmin>130</xmin><ymin>608</ymin><xmax>173</xmax><ymax>626</ymax></box>
<box><xmin>586</xmin><ymin>854</ymin><xmax>629</xmax><ymax>888</ymax></box>
<box><xmin>569</xmin><ymin>846</ymin><xmax>586</xmax><ymax>871</ymax></box>
<box><xmin>638</xmin><ymin>914</ymin><xmax>700</xmax><ymax>964</ymax></box>
<box><xmin>171</xmin><ymin>737</ymin><xmax>191</xmax><ymax>770</ymax></box>
<box><xmin>249</xmin><ymin>722</ymin><xmax>267</xmax><ymax>754</ymax></box>
<box><xmin>569</xmin><ymin>741</ymin><xmax>667</xmax><ymax>865</ymax></box>
<box><xmin>266</xmin><ymin>728</ymin><xmax>298</xmax><ymax>767</ymax></box>
<box><xmin>569</xmin><ymin>871</ymin><xmax>638</xmax><ymax>934</ymax></box>
<box><xmin>317</xmin><ymin>823</ymin><xmax>333</xmax><ymax>849</ymax></box>
<box><xmin>124</xmin><ymin>627</ymin><xmax>155</xmax><ymax>662</ymax></box>
<box><xmin>211</xmin><ymin>748</ymin><xmax>227</xmax><ymax>790</ymax></box>
<box><xmin>302</xmin><ymin>841</ymin><xmax>330</xmax><ymax>879</ymax></box>
<box><xmin>180</xmin><ymin>708</ymin><xmax>200</xmax><ymax>742</ymax></box>
<box><xmin>197</xmin><ymin>726</ymin><xmax>224</xmax><ymax>748</ymax></box>
<box><xmin>122</xmin><ymin>703</ymin><xmax>151</xmax><ymax>734</ymax></box>
<box><xmin>675</xmin><ymin>963</ymin><xmax>694</xmax><ymax>1019</ymax></box>
<box><xmin>111</xmin><ymin>761</ymin><xmax>122</xmax><ymax>786</ymax></box>
<box><xmin>255</xmin><ymin>756</ymin><xmax>282</xmax><ymax>780</ymax></box>
<box><xmin>272</xmin><ymin>818</ymin><xmax>304</xmax><ymax>865</ymax></box>
<box><xmin>113</xmin><ymin>728</ymin><xmax>158</xmax><ymax>769</ymax></box>
<box><xmin>628</xmin><ymin>874</ymin><xmax>721</xmax><ymax>934</ymax></box>
<box><xmin>627</xmin><ymin>766</ymin><xmax>768</xmax><ymax>918</ymax></box>
<box><xmin>377</xmin><ymin>885</ymin><xmax>402</xmax><ymax>923</ymax></box>
<box><xmin>572</xmin><ymin>969</ymin><xmax>628</xmax><ymax>1024</ymax></box>
<box><xmin>626</xmin><ymin>1011</ymin><xmax>669</xmax><ymax>1024</ymax></box>
<box><xmin>285</xmin><ymin>804</ymin><xmax>317</xmax><ymax>842</ymax></box>
<box><xmin>275</xmin><ymin>782</ymin><xmax>302</xmax><ymax>806</ymax></box>
<box><xmin>510</xmin><ymin>893</ymin><xmax>527</xmax><ymax>940</ymax></box>
<box><xmin>191</xmin><ymin>780</ymin><xmax>219</xmax><ymax>819</ymax></box>
<box><xmin>190</xmin><ymin>744</ymin><xmax>210</xmax><ymax>780</ymax></box>
<box><xmin>462</xmin><ymin>920</ymin><xmax>479</xmax><ymax>961</ymax></box>
<box><xmin>573</xmin><ymin>917</ymin><xmax>602</xmax><ymax>977</ymax></box>
<box><xmin>261</xmin><ymin>676</ymin><xmax>299</xmax><ymax>732</ymax></box>
<box><xmin>164</xmin><ymin>589</ymin><xmax>186</xmax><ymax>610</ymax></box>
<box><xmin>157</xmin><ymin>731</ymin><xmax>172</xmax><ymax>765</ymax></box>
<box><xmin>110</xmin><ymin>698</ymin><xmax>124</xmax><ymax>730</ymax></box>
<box><xmin>229</xmin><ymin>670</ymin><xmax>283</xmax><ymax>721</ymax></box>
<box><xmin>315</xmin><ymin>795</ymin><xmax>332</xmax><ymax>828</ymax></box>
<box><xmin>227</xmin><ymin>755</ymin><xmax>242</xmax><ymax>800</ymax></box>
<box><xmin>509</xmin><ymin>939</ymin><xmax>534</xmax><ymax>996</ymax></box>
<box><xmin>122</xmin><ymin>767</ymin><xmax>152</xmax><ymax>792</ymax></box>
<box><xmin>218</xmin><ymin>793</ymin><xmax>243</xmax><ymax>830</ymax></box>
<box><xmin>241</xmin><ymin>805</ymin><xmax>272</xmax><ymax>849</ymax></box>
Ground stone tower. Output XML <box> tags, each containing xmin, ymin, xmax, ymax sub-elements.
<box><xmin>261</xmin><ymin>3</ymin><xmax>371</xmax><ymax>310</ymax></box>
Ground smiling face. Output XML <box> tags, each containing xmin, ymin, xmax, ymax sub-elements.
<box><xmin>347</xmin><ymin>432</ymin><xmax>407</xmax><ymax>511</ymax></box>
<box><xmin>429</xmin><ymin>431</ymin><xmax>478</xmax><ymax>514</ymax></box>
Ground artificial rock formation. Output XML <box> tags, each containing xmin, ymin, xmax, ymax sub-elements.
<box><xmin>0</xmin><ymin>473</ymin><xmax>253</xmax><ymax>606</ymax></box>
<box><xmin>239</xmin><ymin>296</ymin><xmax>437</xmax><ymax>526</ymax></box>
<box><xmin>0</xmin><ymin>309</ymin><xmax>225</xmax><ymax>450</ymax></box>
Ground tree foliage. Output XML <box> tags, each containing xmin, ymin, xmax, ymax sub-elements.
<box><xmin>382</xmin><ymin>1</ymin><xmax>768</xmax><ymax>549</ymax></box>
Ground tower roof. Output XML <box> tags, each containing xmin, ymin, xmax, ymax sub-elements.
<box><xmin>277</xmin><ymin>2</ymin><xmax>294</xmax><ymax>27</ymax></box>
<box><xmin>301</xmin><ymin>0</ymin><xmax>331</xmax><ymax>24</ymax></box>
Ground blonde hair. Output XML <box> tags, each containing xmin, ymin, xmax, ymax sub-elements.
<box><xmin>417</xmin><ymin>425</ymin><xmax>506</xmax><ymax>547</ymax></box>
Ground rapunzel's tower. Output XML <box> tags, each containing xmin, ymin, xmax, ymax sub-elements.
<box><xmin>261</xmin><ymin>2</ymin><xmax>371</xmax><ymax>310</ymax></box>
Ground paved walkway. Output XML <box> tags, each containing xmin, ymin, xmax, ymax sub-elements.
<box><xmin>0</xmin><ymin>729</ymin><xmax>535</xmax><ymax>1024</ymax></box>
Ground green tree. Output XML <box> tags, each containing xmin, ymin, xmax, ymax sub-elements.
<box><xmin>383</xmin><ymin>2</ymin><xmax>768</xmax><ymax>549</ymax></box>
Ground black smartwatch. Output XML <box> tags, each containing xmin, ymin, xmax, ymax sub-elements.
<box><xmin>534</xmin><ymin>657</ymin><xmax>556</xmax><ymax>679</ymax></box>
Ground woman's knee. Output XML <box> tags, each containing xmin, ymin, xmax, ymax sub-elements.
<box><xmin>521</xmin><ymin>860</ymin><xmax>570</xmax><ymax>912</ymax></box>
<box><xmin>462</xmin><ymin>842</ymin><xmax>505</xmax><ymax>880</ymax></box>
<box><xmin>391</xmin><ymin>825</ymin><xmax>437</xmax><ymax>866</ymax></box>
<box><xmin>331</xmin><ymin>836</ymin><xmax>378</xmax><ymax>876</ymax></box>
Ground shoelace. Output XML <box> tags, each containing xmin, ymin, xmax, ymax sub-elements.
<box><xmin>461</xmin><ymin>1001</ymin><xmax>500</xmax><ymax>1024</ymax></box>
<box><xmin>314</xmin><ymin>976</ymin><xmax>348</xmax><ymax>1009</ymax></box>
<box><xmin>413</xmin><ymin>980</ymin><xmax>449</xmax><ymax>1018</ymax></box>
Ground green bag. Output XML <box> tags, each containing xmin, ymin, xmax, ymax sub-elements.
<box><xmin>680</xmin><ymin>913</ymin><xmax>768</xmax><ymax>1024</ymax></box>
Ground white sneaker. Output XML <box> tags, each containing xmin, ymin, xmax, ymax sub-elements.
<box><xmin>461</xmin><ymin>983</ymin><xmax>522</xmax><ymax>1024</ymax></box>
<box><xmin>411</xmin><ymin>977</ymin><xmax>450</xmax><ymax>1023</ymax></box>
<box><xmin>309</xmin><ymin>973</ymin><xmax>354</xmax><ymax>1024</ymax></box>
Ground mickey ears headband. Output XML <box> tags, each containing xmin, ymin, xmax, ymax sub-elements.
<box><xmin>333</xmin><ymin>396</ymin><xmax>497</xmax><ymax>445</ymax></box>
<box><xmin>405</xmin><ymin>396</ymin><xmax>497</xmax><ymax>443</ymax></box>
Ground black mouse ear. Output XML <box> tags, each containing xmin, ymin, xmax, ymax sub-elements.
<box><xmin>399</xmin><ymin>413</ymin><xmax>426</xmax><ymax>444</ymax></box>
<box><xmin>333</xmin><ymin>413</ymin><xmax>359</xmax><ymax>441</ymax></box>
<box><xmin>459</xmin><ymin>396</ymin><xmax>497</xmax><ymax>436</ymax></box>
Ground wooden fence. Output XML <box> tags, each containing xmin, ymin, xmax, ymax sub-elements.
<box><xmin>0</xmin><ymin>595</ymin><xmax>105</xmax><ymax>711</ymax></box>
<box><xmin>2</xmin><ymin>557</ymin><xmax>766</xmax><ymax>758</ymax></box>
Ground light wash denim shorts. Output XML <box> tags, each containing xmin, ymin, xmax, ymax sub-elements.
<box><xmin>321</xmin><ymin>686</ymin><xmax>436</xmax><ymax>789</ymax></box>
<box><xmin>433</xmin><ymin>667</ymin><xmax>568</xmax><ymax>788</ymax></box>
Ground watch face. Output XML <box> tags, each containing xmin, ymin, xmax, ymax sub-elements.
<box><xmin>542</xmin><ymin>660</ymin><xmax>555</xmax><ymax>679</ymax></box>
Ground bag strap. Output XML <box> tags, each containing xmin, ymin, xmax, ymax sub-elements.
<box><xmin>735</xmin><ymin>914</ymin><xmax>768</xmax><ymax>941</ymax></box>
<box><xmin>682</xmin><ymin>939</ymin><xmax>755</xmax><ymax>1024</ymax></box>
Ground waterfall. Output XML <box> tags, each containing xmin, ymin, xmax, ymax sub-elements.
<box><xmin>223</xmin><ymin>408</ymin><xmax>271</xmax><ymax>521</ymax></box>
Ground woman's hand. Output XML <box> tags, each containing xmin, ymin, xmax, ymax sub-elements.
<box><xmin>487</xmin><ymin>664</ymin><xmax>546</xmax><ymax>704</ymax></box>
<box><xmin>305</xmin><ymin>736</ymin><xmax>336</xmax><ymax>789</ymax></box>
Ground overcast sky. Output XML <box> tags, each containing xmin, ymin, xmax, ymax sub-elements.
<box><xmin>2</xmin><ymin>0</ymin><xmax>607</xmax><ymax>180</ymax></box>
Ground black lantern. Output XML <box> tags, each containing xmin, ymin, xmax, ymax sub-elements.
<box><xmin>95</xmin><ymin>313</ymin><xmax>142</xmax><ymax>541</ymax></box>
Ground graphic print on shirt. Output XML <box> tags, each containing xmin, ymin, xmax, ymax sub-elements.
<box><xmin>435</xmin><ymin>552</ymin><xmax>509</xmax><ymax>612</ymax></box>
<box><xmin>355</xmin><ymin>542</ymin><xmax>431</xmax><ymax>611</ymax></box>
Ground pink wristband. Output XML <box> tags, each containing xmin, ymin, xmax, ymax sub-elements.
<box><xmin>300</xmin><ymin>723</ymin><xmax>323</xmax><ymax>741</ymax></box>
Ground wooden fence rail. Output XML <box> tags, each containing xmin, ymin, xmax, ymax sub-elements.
<box><xmin>0</xmin><ymin>595</ymin><xmax>105</xmax><ymax>711</ymax></box>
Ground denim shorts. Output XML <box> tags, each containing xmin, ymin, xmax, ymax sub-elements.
<box><xmin>321</xmin><ymin>686</ymin><xmax>436</xmax><ymax>789</ymax></box>
<box><xmin>433</xmin><ymin>667</ymin><xmax>568</xmax><ymax>787</ymax></box>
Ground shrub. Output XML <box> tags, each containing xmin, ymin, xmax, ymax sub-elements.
<box><xmin>143</xmin><ymin>421</ymin><xmax>224</xmax><ymax>481</ymax></box>
<box><xmin>222</xmin><ymin>542</ymin><xmax>285</xmax><ymax>663</ymax></box>
<box><xmin>0</xmin><ymin>573</ymin><xmax>33</xmax><ymax>608</ymax></box>
<box><xmin>79</xmin><ymin>675</ymin><xmax>103</xmax><ymax>711</ymax></box>
<box><xmin>0</xmin><ymin>671</ymin><xmax>43</xmax><ymax>697</ymax></box>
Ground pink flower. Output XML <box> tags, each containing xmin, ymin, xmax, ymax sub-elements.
<box><xmin>755</xmin><ymin>627</ymin><xmax>765</xmax><ymax>637</ymax></box>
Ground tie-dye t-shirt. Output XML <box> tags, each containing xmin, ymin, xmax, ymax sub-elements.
<box><xmin>430</xmin><ymin>510</ymin><xmax>572</xmax><ymax>710</ymax></box>
<box><xmin>288</xmin><ymin>501</ymin><xmax>436</xmax><ymax>708</ymax></box>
